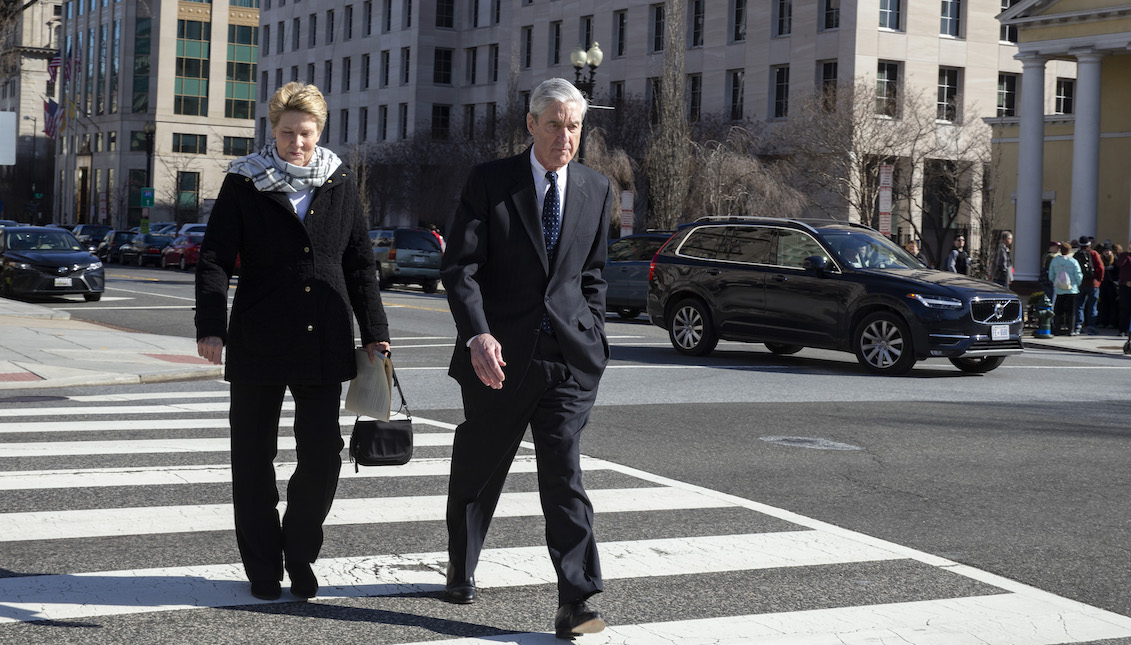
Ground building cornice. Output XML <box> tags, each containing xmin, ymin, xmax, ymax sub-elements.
<box><xmin>1001</xmin><ymin>2</ymin><xmax>1131</xmax><ymax>27</ymax></box>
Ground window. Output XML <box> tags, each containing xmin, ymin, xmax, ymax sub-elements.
<box><xmin>342</xmin><ymin>56</ymin><xmax>351</xmax><ymax>92</ymax></box>
<box><xmin>433</xmin><ymin>47</ymin><xmax>452</xmax><ymax>84</ymax></box>
<box><xmin>130</xmin><ymin>130</ymin><xmax>148</xmax><ymax>151</ymax></box>
<box><xmin>133</xmin><ymin>18</ymin><xmax>151</xmax><ymax>113</ymax></box>
<box><xmin>175</xmin><ymin>20</ymin><xmax>210</xmax><ymax>116</ymax></box>
<box><xmin>772</xmin><ymin>66</ymin><xmax>789</xmax><ymax>118</ymax></box>
<box><xmin>940</xmin><ymin>0</ymin><xmax>960</xmax><ymax>37</ymax></box>
<box><xmin>275</xmin><ymin>68</ymin><xmax>283</xmax><ymax>89</ymax></box>
<box><xmin>732</xmin><ymin>0</ymin><xmax>746</xmax><ymax>42</ymax></box>
<box><xmin>614</xmin><ymin>10</ymin><xmax>627</xmax><ymax>56</ymax></box>
<box><xmin>647</xmin><ymin>77</ymin><xmax>661</xmax><ymax>123</ymax></box>
<box><xmin>728</xmin><ymin>69</ymin><xmax>744</xmax><ymax>121</ymax></box>
<box><xmin>1055</xmin><ymin>78</ymin><xmax>1075</xmax><ymax>115</ymax></box>
<box><xmin>223</xmin><ymin>136</ymin><xmax>254</xmax><ymax>156</ymax></box>
<box><xmin>521</xmin><ymin>26</ymin><xmax>532</xmax><ymax>68</ymax></box>
<box><xmin>688</xmin><ymin>73</ymin><xmax>701</xmax><ymax>122</ymax></box>
<box><xmin>775</xmin><ymin>230</ymin><xmax>824</xmax><ymax>269</ymax></box>
<box><xmin>775</xmin><ymin>0</ymin><xmax>791</xmax><ymax>37</ymax></box>
<box><xmin>345</xmin><ymin>4</ymin><xmax>354</xmax><ymax>39</ymax></box>
<box><xmin>550</xmin><ymin>22</ymin><xmax>561</xmax><ymax>65</ymax></box>
<box><xmin>492</xmin><ymin>0</ymin><xmax>500</xmax><ymax>24</ymax></box>
<box><xmin>1000</xmin><ymin>0</ymin><xmax>1018</xmax><ymax>43</ymax></box>
<box><xmin>879</xmin><ymin>0</ymin><xmax>901</xmax><ymax>30</ymax></box>
<box><xmin>340</xmin><ymin>108</ymin><xmax>349</xmax><ymax>143</ymax></box>
<box><xmin>489</xmin><ymin>44</ymin><xmax>499</xmax><ymax>82</ymax></box>
<box><xmin>997</xmin><ymin>73</ymin><xmax>1017</xmax><ymax>117</ymax></box>
<box><xmin>172</xmin><ymin>133</ymin><xmax>206</xmax><ymax>154</ymax></box>
<box><xmin>292</xmin><ymin>17</ymin><xmax>300</xmax><ymax>50</ymax></box>
<box><xmin>651</xmin><ymin>5</ymin><xmax>664</xmax><ymax>52</ymax></box>
<box><xmin>309</xmin><ymin>14</ymin><xmax>317</xmax><ymax>47</ymax></box>
<box><xmin>820</xmin><ymin>60</ymin><xmax>838</xmax><ymax>109</ymax></box>
<box><xmin>876</xmin><ymin>61</ymin><xmax>900</xmax><ymax>116</ymax></box>
<box><xmin>464</xmin><ymin>104</ymin><xmax>476</xmax><ymax>140</ymax></box>
<box><xmin>380</xmin><ymin>50</ymin><xmax>389</xmax><ymax>86</ymax></box>
<box><xmin>436</xmin><ymin>0</ymin><xmax>453</xmax><ymax>28</ymax></box>
<box><xmin>937</xmin><ymin>67</ymin><xmax>959</xmax><ymax>121</ymax></box>
<box><xmin>360</xmin><ymin>106</ymin><xmax>368</xmax><ymax>141</ymax></box>
<box><xmin>378</xmin><ymin>104</ymin><xmax>388</xmax><ymax>140</ymax></box>
<box><xmin>291</xmin><ymin>65</ymin><xmax>298</xmax><ymax>82</ymax></box>
<box><xmin>178</xmin><ymin>171</ymin><xmax>201</xmax><ymax>216</ymax></box>
<box><xmin>823</xmin><ymin>0</ymin><xmax>840</xmax><ymax>30</ymax></box>
<box><xmin>691</xmin><ymin>0</ymin><xmax>704</xmax><ymax>47</ymax></box>
<box><xmin>326</xmin><ymin>9</ymin><xmax>335</xmax><ymax>43</ymax></box>
<box><xmin>403</xmin><ymin>0</ymin><xmax>412</xmax><ymax>28</ymax></box>
<box><xmin>383</xmin><ymin>0</ymin><xmax>391</xmax><ymax>32</ymax></box>
<box><xmin>306</xmin><ymin>63</ymin><xmax>315</xmax><ymax>85</ymax></box>
<box><xmin>364</xmin><ymin>1</ymin><xmax>372</xmax><ymax>36</ymax></box>
<box><xmin>324</xmin><ymin>60</ymin><xmax>332</xmax><ymax>92</ymax></box>
<box><xmin>465</xmin><ymin>47</ymin><xmax>477</xmax><ymax>84</ymax></box>
<box><xmin>276</xmin><ymin>20</ymin><xmax>284</xmax><ymax>54</ymax></box>
<box><xmin>580</xmin><ymin>15</ymin><xmax>593</xmax><ymax>48</ymax></box>
<box><xmin>401</xmin><ymin>47</ymin><xmax>411</xmax><ymax>83</ymax></box>
<box><xmin>361</xmin><ymin>53</ymin><xmax>370</xmax><ymax>89</ymax></box>
<box><xmin>226</xmin><ymin>23</ymin><xmax>258</xmax><ymax>119</ymax></box>
<box><xmin>431</xmin><ymin>104</ymin><xmax>450</xmax><ymax>140</ymax></box>
<box><xmin>471</xmin><ymin>0</ymin><xmax>479</xmax><ymax>28</ymax></box>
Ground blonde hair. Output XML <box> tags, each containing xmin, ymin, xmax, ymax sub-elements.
<box><xmin>267</xmin><ymin>82</ymin><xmax>327</xmax><ymax>131</ymax></box>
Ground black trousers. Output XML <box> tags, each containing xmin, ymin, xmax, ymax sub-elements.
<box><xmin>1053</xmin><ymin>293</ymin><xmax>1077</xmax><ymax>335</ymax></box>
<box><xmin>446</xmin><ymin>333</ymin><xmax>603</xmax><ymax>605</ymax></box>
<box><xmin>1120</xmin><ymin>284</ymin><xmax>1131</xmax><ymax>332</ymax></box>
<box><xmin>229</xmin><ymin>381</ymin><xmax>344</xmax><ymax>583</ymax></box>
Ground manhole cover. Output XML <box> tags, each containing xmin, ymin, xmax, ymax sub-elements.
<box><xmin>759</xmin><ymin>436</ymin><xmax>862</xmax><ymax>451</ymax></box>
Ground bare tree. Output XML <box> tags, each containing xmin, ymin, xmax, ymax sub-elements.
<box><xmin>688</xmin><ymin>126</ymin><xmax>807</xmax><ymax>220</ymax></box>
<box><xmin>344</xmin><ymin>143</ymin><xmax>373</xmax><ymax>221</ymax></box>
<box><xmin>578</xmin><ymin>127</ymin><xmax>636</xmax><ymax>233</ymax></box>
<box><xmin>641</xmin><ymin>0</ymin><xmax>691</xmax><ymax>231</ymax></box>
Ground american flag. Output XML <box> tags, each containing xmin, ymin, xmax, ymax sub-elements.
<box><xmin>62</xmin><ymin>47</ymin><xmax>75</xmax><ymax>85</ymax></box>
<box><xmin>48</xmin><ymin>50</ymin><xmax>61</xmax><ymax>84</ymax></box>
<box><xmin>43</xmin><ymin>100</ymin><xmax>59</xmax><ymax>139</ymax></box>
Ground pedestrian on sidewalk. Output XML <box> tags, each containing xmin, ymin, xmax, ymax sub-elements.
<box><xmin>1073</xmin><ymin>236</ymin><xmax>1103</xmax><ymax>335</ymax></box>
<box><xmin>1118</xmin><ymin>244</ymin><xmax>1131</xmax><ymax>336</ymax></box>
<box><xmin>945</xmin><ymin>235</ymin><xmax>969</xmax><ymax>274</ymax></box>
<box><xmin>1098</xmin><ymin>244</ymin><xmax>1119</xmax><ymax>329</ymax></box>
<box><xmin>440</xmin><ymin>77</ymin><xmax>611</xmax><ymax>639</ymax></box>
<box><xmin>194</xmin><ymin>82</ymin><xmax>391</xmax><ymax>602</ymax></box>
<box><xmin>1049</xmin><ymin>241</ymin><xmax>1083</xmax><ymax>336</ymax></box>
<box><xmin>992</xmin><ymin>231</ymin><xmax>1013</xmax><ymax>289</ymax></box>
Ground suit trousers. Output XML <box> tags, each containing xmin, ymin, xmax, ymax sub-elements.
<box><xmin>228</xmin><ymin>381</ymin><xmax>344</xmax><ymax>583</ymax></box>
<box><xmin>446</xmin><ymin>333</ymin><xmax>603</xmax><ymax>605</ymax></box>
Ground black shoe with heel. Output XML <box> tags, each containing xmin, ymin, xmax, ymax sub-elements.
<box><xmin>554</xmin><ymin>600</ymin><xmax>606</xmax><ymax>638</ymax></box>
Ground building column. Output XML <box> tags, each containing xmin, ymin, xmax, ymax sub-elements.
<box><xmin>1070</xmin><ymin>52</ymin><xmax>1103</xmax><ymax>242</ymax></box>
<box><xmin>1014</xmin><ymin>55</ymin><xmax>1046</xmax><ymax>282</ymax></box>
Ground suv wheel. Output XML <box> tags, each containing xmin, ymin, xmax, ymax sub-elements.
<box><xmin>854</xmin><ymin>312</ymin><xmax>916</xmax><ymax>375</ymax></box>
<box><xmin>764</xmin><ymin>343</ymin><xmax>802</xmax><ymax>355</ymax></box>
<box><xmin>422</xmin><ymin>279</ymin><xmax>439</xmax><ymax>294</ymax></box>
<box><xmin>667</xmin><ymin>298</ymin><xmax>718</xmax><ymax>356</ymax></box>
<box><xmin>948</xmin><ymin>356</ymin><xmax>1005</xmax><ymax>374</ymax></box>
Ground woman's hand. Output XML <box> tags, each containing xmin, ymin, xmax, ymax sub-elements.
<box><xmin>197</xmin><ymin>336</ymin><xmax>224</xmax><ymax>365</ymax></box>
<box><xmin>365</xmin><ymin>341</ymin><xmax>391</xmax><ymax>364</ymax></box>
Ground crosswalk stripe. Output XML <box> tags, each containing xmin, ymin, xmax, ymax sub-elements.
<box><xmin>0</xmin><ymin>454</ymin><xmax>612</xmax><ymax>490</ymax></box>
<box><xmin>395</xmin><ymin>594</ymin><xmax>1131</xmax><ymax>645</ymax></box>
<box><xmin>0</xmin><ymin>487</ymin><xmax>730</xmax><ymax>542</ymax></box>
<box><xmin>0</xmin><ymin>532</ymin><xmax>906</xmax><ymax>624</ymax></box>
<box><xmin>0</xmin><ymin>412</ymin><xmax>420</xmax><ymax>433</ymax></box>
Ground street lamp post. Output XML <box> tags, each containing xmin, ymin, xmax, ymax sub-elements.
<box><xmin>569</xmin><ymin>42</ymin><xmax>603</xmax><ymax>165</ymax></box>
<box><xmin>142</xmin><ymin>121</ymin><xmax>156</xmax><ymax>232</ymax></box>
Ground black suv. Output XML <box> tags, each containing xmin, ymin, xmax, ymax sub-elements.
<box><xmin>647</xmin><ymin>217</ymin><xmax>1023</xmax><ymax>375</ymax></box>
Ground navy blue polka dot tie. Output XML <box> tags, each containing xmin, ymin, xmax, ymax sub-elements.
<box><xmin>541</xmin><ymin>171</ymin><xmax>560</xmax><ymax>335</ymax></box>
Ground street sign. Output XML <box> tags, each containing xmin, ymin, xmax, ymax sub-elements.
<box><xmin>141</xmin><ymin>188</ymin><xmax>154</xmax><ymax>208</ymax></box>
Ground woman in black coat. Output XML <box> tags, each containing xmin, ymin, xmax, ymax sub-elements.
<box><xmin>195</xmin><ymin>82</ymin><xmax>389</xmax><ymax>601</ymax></box>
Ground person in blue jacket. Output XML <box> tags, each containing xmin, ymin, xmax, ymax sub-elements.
<box><xmin>1048</xmin><ymin>241</ymin><xmax>1083</xmax><ymax>336</ymax></box>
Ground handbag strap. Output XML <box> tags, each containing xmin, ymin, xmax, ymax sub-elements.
<box><xmin>390</xmin><ymin>364</ymin><xmax>411</xmax><ymax>418</ymax></box>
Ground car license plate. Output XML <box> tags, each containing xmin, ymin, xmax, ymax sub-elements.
<box><xmin>54</xmin><ymin>277</ymin><xmax>73</xmax><ymax>287</ymax></box>
<box><xmin>991</xmin><ymin>324</ymin><xmax>1008</xmax><ymax>340</ymax></box>
<box><xmin>413</xmin><ymin>256</ymin><xmax>425</xmax><ymax>264</ymax></box>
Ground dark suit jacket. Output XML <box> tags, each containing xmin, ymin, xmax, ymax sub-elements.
<box><xmin>441</xmin><ymin>149</ymin><xmax>612</xmax><ymax>392</ymax></box>
<box><xmin>195</xmin><ymin>165</ymin><xmax>389</xmax><ymax>385</ymax></box>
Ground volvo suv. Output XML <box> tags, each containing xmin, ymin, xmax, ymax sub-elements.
<box><xmin>646</xmin><ymin>217</ymin><xmax>1023</xmax><ymax>375</ymax></box>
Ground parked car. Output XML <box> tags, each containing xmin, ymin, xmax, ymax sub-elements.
<box><xmin>97</xmin><ymin>230</ymin><xmax>138</xmax><ymax>263</ymax></box>
<box><xmin>370</xmin><ymin>227</ymin><xmax>442</xmax><ymax>293</ymax></box>
<box><xmin>119</xmin><ymin>233</ymin><xmax>174</xmax><ymax>267</ymax></box>
<box><xmin>71</xmin><ymin>224</ymin><xmax>114</xmax><ymax>253</ymax></box>
<box><xmin>0</xmin><ymin>219</ymin><xmax>19</xmax><ymax>228</ymax></box>
<box><xmin>604</xmin><ymin>232</ymin><xmax>673</xmax><ymax>319</ymax></box>
<box><xmin>160</xmin><ymin>233</ymin><xmax>205</xmax><ymax>270</ymax></box>
<box><xmin>0</xmin><ymin>226</ymin><xmax>104</xmax><ymax>301</ymax></box>
<box><xmin>647</xmin><ymin>217</ymin><xmax>1024</xmax><ymax>375</ymax></box>
<box><xmin>177</xmin><ymin>223</ymin><xmax>208</xmax><ymax>236</ymax></box>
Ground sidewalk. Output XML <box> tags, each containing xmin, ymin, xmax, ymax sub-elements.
<box><xmin>0</xmin><ymin>297</ymin><xmax>1126</xmax><ymax>390</ymax></box>
<box><xmin>0</xmin><ymin>297</ymin><xmax>222</xmax><ymax>390</ymax></box>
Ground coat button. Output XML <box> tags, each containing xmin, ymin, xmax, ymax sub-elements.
<box><xmin>327</xmin><ymin>179</ymin><xmax>332</xmax><ymax>183</ymax></box>
<box><xmin>307</xmin><ymin>325</ymin><xmax>314</xmax><ymax>332</ymax></box>
<box><xmin>309</xmin><ymin>210</ymin><xmax>314</xmax><ymax>215</ymax></box>
<box><xmin>304</xmin><ymin>246</ymin><xmax>310</xmax><ymax>253</ymax></box>
<box><xmin>304</xmin><ymin>286</ymin><xmax>311</xmax><ymax>293</ymax></box>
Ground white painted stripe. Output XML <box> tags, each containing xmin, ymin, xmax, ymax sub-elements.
<box><xmin>0</xmin><ymin>487</ymin><xmax>728</xmax><ymax>542</ymax></box>
<box><xmin>0</xmin><ymin>431</ymin><xmax>452</xmax><ymax>458</ymax></box>
<box><xmin>65</xmin><ymin>391</ymin><xmax>231</xmax><ymax>402</ymax></box>
<box><xmin>0</xmin><ymin>411</ymin><xmax>439</xmax><ymax>434</ymax></box>
<box><xmin>0</xmin><ymin>454</ymin><xmax>612</xmax><ymax>490</ymax></box>
<box><xmin>394</xmin><ymin>594</ymin><xmax>1131</xmax><ymax>645</ymax></box>
<box><xmin>0</xmin><ymin>531</ymin><xmax>903</xmax><ymax>624</ymax></box>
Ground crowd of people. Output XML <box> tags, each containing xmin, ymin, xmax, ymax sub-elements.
<box><xmin>1039</xmin><ymin>235</ymin><xmax>1131</xmax><ymax>336</ymax></box>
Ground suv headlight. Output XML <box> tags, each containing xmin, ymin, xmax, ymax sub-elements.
<box><xmin>87</xmin><ymin>261</ymin><xmax>103</xmax><ymax>270</ymax></box>
<box><xmin>906</xmin><ymin>293</ymin><xmax>963</xmax><ymax>309</ymax></box>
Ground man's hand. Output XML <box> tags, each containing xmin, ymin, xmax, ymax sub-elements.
<box><xmin>469</xmin><ymin>333</ymin><xmax>506</xmax><ymax>389</ymax></box>
<box><xmin>197</xmin><ymin>336</ymin><xmax>223</xmax><ymax>365</ymax></box>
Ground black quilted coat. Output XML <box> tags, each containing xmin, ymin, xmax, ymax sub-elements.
<box><xmin>195</xmin><ymin>164</ymin><xmax>389</xmax><ymax>385</ymax></box>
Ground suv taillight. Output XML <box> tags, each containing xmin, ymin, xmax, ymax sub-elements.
<box><xmin>389</xmin><ymin>248</ymin><xmax>397</xmax><ymax>260</ymax></box>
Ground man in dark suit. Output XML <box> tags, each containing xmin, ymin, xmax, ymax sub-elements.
<box><xmin>440</xmin><ymin>77</ymin><xmax>612</xmax><ymax>639</ymax></box>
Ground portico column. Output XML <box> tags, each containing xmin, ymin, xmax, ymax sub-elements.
<box><xmin>1070</xmin><ymin>52</ymin><xmax>1103</xmax><ymax>241</ymax></box>
<box><xmin>1014</xmin><ymin>55</ymin><xmax>1046</xmax><ymax>282</ymax></box>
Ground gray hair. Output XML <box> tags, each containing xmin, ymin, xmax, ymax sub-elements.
<box><xmin>529</xmin><ymin>78</ymin><xmax>587</xmax><ymax>121</ymax></box>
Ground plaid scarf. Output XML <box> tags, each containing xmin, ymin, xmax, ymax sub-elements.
<box><xmin>227</xmin><ymin>138</ymin><xmax>341</xmax><ymax>193</ymax></box>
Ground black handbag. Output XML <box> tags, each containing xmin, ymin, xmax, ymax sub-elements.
<box><xmin>348</xmin><ymin>367</ymin><xmax>413</xmax><ymax>470</ymax></box>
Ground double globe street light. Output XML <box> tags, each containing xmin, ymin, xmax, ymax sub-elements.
<box><xmin>569</xmin><ymin>42</ymin><xmax>603</xmax><ymax>164</ymax></box>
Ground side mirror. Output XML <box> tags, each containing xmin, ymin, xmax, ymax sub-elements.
<box><xmin>802</xmin><ymin>255</ymin><xmax>828</xmax><ymax>272</ymax></box>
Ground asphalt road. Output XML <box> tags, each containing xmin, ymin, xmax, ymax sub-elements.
<box><xmin>6</xmin><ymin>265</ymin><xmax>1131</xmax><ymax>642</ymax></box>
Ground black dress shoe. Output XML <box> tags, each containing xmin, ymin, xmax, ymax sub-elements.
<box><xmin>250</xmin><ymin>580</ymin><xmax>281</xmax><ymax>600</ymax></box>
<box><xmin>554</xmin><ymin>600</ymin><xmax>606</xmax><ymax>638</ymax></box>
<box><xmin>445</xmin><ymin>564</ymin><xmax>476</xmax><ymax>604</ymax></box>
<box><xmin>287</xmin><ymin>562</ymin><xmax>318</xmax><ymax>599</ymax></box>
